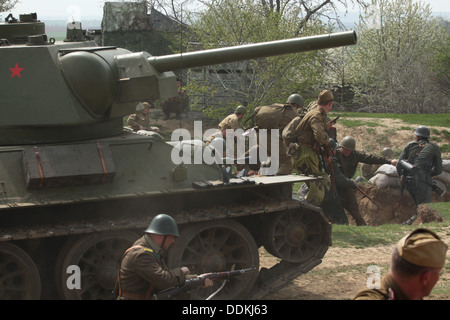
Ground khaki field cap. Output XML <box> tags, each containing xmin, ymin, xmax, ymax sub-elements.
<box><xmin>397</xmin><ymin>228</ymin><xmax>448</xmax><ymax>268</ymax></box>
<box><xmin>318</xmin><ymin>90</ymin><xmax>334</xmax><ymax>104</ymax></box>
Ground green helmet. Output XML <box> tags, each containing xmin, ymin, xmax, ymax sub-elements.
<box><xmin>381</xmin><ymin>148</ymin><xmax>394</xmax><ymax>158</ymax></box>
<box><xmin>235</xmin><ymin>105</ymin><xmax>246</xmax><ymax>114</ymax></box>
<box><xmin>414</xmin><ymin>126</ymin><xmax>430</xmax><ymax>138</ymax></box>
<box><xmin>286</xmin><ymin>94</ymin><xmax>304</xmax><ymax>107</ymax></box>
<box><xmin>145</xmin><ymin>214</ymin><xmax>180</xmax><ymax>236</ymax></box>
<box><xmin>340</xmin><ymin>136</ymin><xmax>355</xmax><ymax>151</ymax></box>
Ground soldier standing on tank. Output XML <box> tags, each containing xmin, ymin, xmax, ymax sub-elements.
<box><xmin>115</xmin><ymin>214</ymin><xmax>212</xmax><ymax>300</ymax></box>
<box><xmin>251</xmin><ymin>94</ymin><xmax>305</xmax><ymax>175</ymax></box>
<box><xmin>334</xmin><ymin>136</ymin><xmax>398</xmax><ymax>226</ymax></box>
<box><xmin>127</xmin><ymin>101</ymin><xmax>155</xmax><ymax>132</ymax></box>
<box><xmin>282</xmin><ymin>90</ymin><xmax>334</xmax><ymax>206</ymax></box>
<box><xmin>205</xmin><ymin>105</ymin><xmax>246</xmax><ymax>159</ymax></box>
<box><xmin>353</xmin><ymin>228</ymin><xmax>447</xmax><ymax>300</ymax></box>
<box><xmin>361</xmin><ymin>147</ymin><xmax>395</xmax><ymax>180</ymax></box>
<box><xmin>396</xmin><ymin>126</ymin><xmax>442</xmax><ymax>224</ymax></box>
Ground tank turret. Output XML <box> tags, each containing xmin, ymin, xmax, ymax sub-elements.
<box><xmin>0</xmin><ymin>13</ymin><xmax>357</xmax><ymax>300</ymax></box>
<box><xmin>1</xmin><ymin>13</ymin><xmax>356</xmax><ymax>144</ymax></box>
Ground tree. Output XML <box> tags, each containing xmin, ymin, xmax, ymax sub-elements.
<box><xmin>346</xmin><ymin>0</ymin><xmax>449</xmax><ymax>114</ymax></box>
<box><xmin>184</xmin><ymin>0</ymin><xmax>363</xmax><ymax>119</ymax></box>
<box><xmin>0</xmin><ymin>0</ymin><xmax>18</xmax><ymax>13</ymax></box>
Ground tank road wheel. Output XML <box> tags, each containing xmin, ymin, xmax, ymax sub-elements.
<box><xmin>56</xmin><ymin>231</ymin><xmax>139</xmax><ymax>300</ymax></box>
<box><xmin>263</xmin><ymin>209</ymin><xmax>329</xmax><ymax>263</ymax></box>
<box><xmin>0</xmin><ymin>242</ymin><xmax>41</xmax><ymax>300</ymax></box>
<box><xmin>167</xmin><ymin>219</ymin><xmax>259</xmax><ymax>300</ymax></box>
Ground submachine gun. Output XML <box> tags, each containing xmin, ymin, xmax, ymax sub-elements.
<box><xmin>153</xmin><ymin>266</ymin><xmax>257</xmax><ymax>300</ymax></box>
<box><xmin>397</xmin><ymin>160</ymin><xmax>445</xmax><ymax>198</ymax></box>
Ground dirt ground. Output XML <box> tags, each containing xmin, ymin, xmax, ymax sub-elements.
<box><xmin>151</xmin><ymin>112</ymin><xmax>449</xmax><ymax>300</ymax></box>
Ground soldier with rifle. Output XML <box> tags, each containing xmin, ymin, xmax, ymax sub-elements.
<box><xmin>114</xmin><ymin>214</ymin><xmax>213</xmax><ymax>300</ymax></box>
<box><xmin>396</xmin><ymin>126</ymin><xmax>442</xmax><ymax>224</ymax></box>
<box><xmin>282</xmin><ymin>90</ymin><xmax>334</xmax><ymax>206</ymax></box>
<box><xmin>334</xmin><ymin>136</ymin><xmax>397</xmax><ymax>225</ymax></box>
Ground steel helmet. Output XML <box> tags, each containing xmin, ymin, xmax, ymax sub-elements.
<box><xmin>414</xmin><ymin>126</ymin><xmax>430</xmax><ymax>138</ymax></box>
<box><xmin>340</xmin><ymin>136</ymin><xmax>356</xmax><ymax>151</ymax></box>
<box><xmin>235</xmin><ymin>105</ymin><xmax>246</xmax><ymax>114</ymax></box>
<box><xmin>286</xmin><ymin>94</ymin><xmax>304</xmax><ymax>107</ymax></box>
<box><xmin>381</xmin><ymin>148</ymin><xmax>394</xmax><ymax>158</ymax></box>
<box><xmin>145</xmin><ymin>214</ymin><xmax>180</xmax><ymax>236</ymax></box>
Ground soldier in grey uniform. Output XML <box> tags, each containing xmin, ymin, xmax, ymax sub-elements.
<box><xmin>397</xmin><ymin>126</ymin><xmax>442</xmax><ymax>206</ymax></box>
<box><xmin>353</xmin><ymin>228</ymin><xmax>447</xmax><ymax>300</ymax></box>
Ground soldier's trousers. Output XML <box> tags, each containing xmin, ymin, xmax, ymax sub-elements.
<box><xmin>291</xmin><ymin>146</ymin><xmax>330</xmax><ymax>205</ymax></box>
<box><xmin>338</xmin><ymin>187</ymin><xmax>367</xmax><ymax>226</ymax></box>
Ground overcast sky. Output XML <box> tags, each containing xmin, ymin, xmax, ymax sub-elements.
<box><xmin>4</xmin><ymin>0</ymin><xmax>450</xmax><ymax>20</ymax></box>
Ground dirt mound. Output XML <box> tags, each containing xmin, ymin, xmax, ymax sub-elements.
<box><xmin>353</xmin><ymin>185</ymin><xmax>445</xmax><ymax>226</ymax></box>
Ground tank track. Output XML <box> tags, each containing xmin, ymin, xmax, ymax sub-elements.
<box><xmin>0</xmin><ymin>198</ymin><xmax>303</xmax><ymax>242</ymax></box>
<box><xmin>0</xmin><ymin>198</ymin><xmax>331</xmax><ymax>300</ymax></box>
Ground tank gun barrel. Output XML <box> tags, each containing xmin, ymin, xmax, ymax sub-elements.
<box><xmin>148</xmin><ymin>31</ymin><xmax>357</xmax><ymax>72</ymax></box>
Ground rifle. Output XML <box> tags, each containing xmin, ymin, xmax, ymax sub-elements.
<box><xmin>323</xmin><ymin>144</ymin><xmax>337</xmax><ymax>196</ymax></box>
<box><xmin>153</xmin><ymin>266</ymin><xmax>257</xmax><ymax>300</ymax></box>
<box><xmin>355</xmin><ymin>185</ymin><xmax>381</xmax><ymax>209</ymax></box>
<box><xmin>330</xmin><ymin>115</ymin><xmax>340</xmax><ymax>125</ymax></box>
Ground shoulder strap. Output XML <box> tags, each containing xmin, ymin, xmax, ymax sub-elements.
<box><xmin>407</xmin><ymin>141</ymin><xmax>428</xmax><ymax>163</ymax></box>
<box><xmin>116</xmin><ymin>245</ymin><xmax>156</xmax><ymax>298</ymax></box>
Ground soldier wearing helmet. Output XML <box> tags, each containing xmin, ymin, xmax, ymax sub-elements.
<box><xmin>320</xmin><ymin>138</ymin><xmax>356</xmax><ymax>225</ymax></box>
<box><xmin>335</xmin><ymin>136</ymin><xmax>397</xmax><ymax>226</ymax></box>
<box><xmin>246</xmin><ymin>94</ymin><xmax>305</xmax><ymax>175</ymax></box>
<box><xmin>396</xmin><ymin>126</ymin><xmax>442</xmax><ymax>209</ymax></box>
<box><xmin>206</xmin><ymin>105</ymin><xmax>247</xmax><ymax>159</ymax></box>
<box><xmin>116</xmin><ymin>214</ymin><xmax>212</xmax><ymax>300</ymax></box>
<box><xmin>127</xmin><ymin>101</ymin><xmax>157</xmax><ymax>132</ymax></box>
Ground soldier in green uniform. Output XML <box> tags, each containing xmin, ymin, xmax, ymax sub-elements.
<box><xmin>397</xmin><ymin>126</ymin><xmax>442</xmax><ymax>206</ymax></box>
<box><xmin>115</xmin><ymin>214</ymin><xmax>211</xmax><ymax>300</ymax></box>
<box><xmin>353</xmin><ymin>228</ymin><xmax>447</xmax><ymax>300</ymax></box>
<box><xmin>334</xmin><ymin>136</ymin><xmax>398</xmax><ymax>225</ymax></box>
<box><xmin>282</xmin><ymin>90</ymin><xmax>333</xmax><ymax>206</ymax></box>
<box><xmin>320</xmin><ymin>138</ymin><xmax>354</xmax><ymax>224</ymax></box>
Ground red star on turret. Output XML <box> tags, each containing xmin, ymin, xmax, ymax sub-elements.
<box><xmin>9</xmin><ymin>63</ymin><xmax>24</xmax><ymax>78</ymax></box>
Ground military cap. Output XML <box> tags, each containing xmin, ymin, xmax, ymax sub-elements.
<box><xmin>317</xmin><ymin>90</ymin><xmax>334</xmax><ymax>104</ymax></box>
<box><xmin>397</xmin><ymin>228</ymin><xmax>448</xmax><ymax>268</ymax></box>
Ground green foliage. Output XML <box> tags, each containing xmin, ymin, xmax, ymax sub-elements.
<box><xmin>345</xmin><ymin>0</ymin><xmax>449</xmax><ymax>114</ymax></box>
<box><xmin>185</xmin><ymin>0</ymin><xmax>329</xmax><ymax>120</ymax></box>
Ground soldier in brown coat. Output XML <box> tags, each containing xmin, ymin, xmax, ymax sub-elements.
<box><xmin>283</xmin><ymin>90</ymin><xmax>333</xmax><ymax>205</ymax></box>
<box><xmin>116</xmin><ymin>214</ymin><xmax>211</xmax><ymax>300</ymax></box>
<box><xmin>353</xmin><ymin>228</ymin><xmax>447</xmax><ymax>300</ymax></box>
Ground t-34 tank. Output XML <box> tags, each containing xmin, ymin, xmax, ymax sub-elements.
<box><xmin>0</xmin><ymin>13</ymin><xmax>357</xmax><ymax>300</ymax></box>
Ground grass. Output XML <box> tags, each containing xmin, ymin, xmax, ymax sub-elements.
<box><xmin>328</xmin><ymin>112</ymin><xmax>450</xmax><ymax>128</ymax></box>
